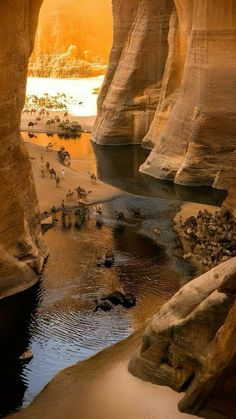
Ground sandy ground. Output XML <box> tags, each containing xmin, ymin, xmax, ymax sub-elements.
<box><xmin>173</xmin><ymin>202</ymin><xmax>220</xmax><ymax>273</ymax></box>
<box><xmin>26</xmin><ymin>142</ymin><xmax>121</xmax><ymax>214</ymax></box>
<box><xmin>21</xmin><ymin>110</ymin><xmax>95</xmax><ymax>133</ymax></box>
<box><xmin>11</xmin><ymin>330</ymin><xmax>198</xmax><ymax>419</ymax></box>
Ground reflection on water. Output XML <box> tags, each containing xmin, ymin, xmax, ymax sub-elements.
<box><xmin>92</xmin><ymin>143</ymin><xmax>227</xmax><ymax>206</ymax></box>
<box><xmin>0</xmin><ymin>198</ymin><xmax>187</xmax><ymax>417</ymax></box>
<box><xmin>0</xmin><ymin>284</ymin><xmax>40</xmax><ymax>418</ymax></box>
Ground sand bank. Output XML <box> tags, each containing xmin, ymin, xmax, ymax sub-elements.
<box><xmin>25</xmin><ymin>142</ymin><xmax>121</xmax><ymax>214</ymax></box>
<box><xmin>11</xmin><ymin>329</ymin><xmax>198</xmax><ymax>419</ymax></box>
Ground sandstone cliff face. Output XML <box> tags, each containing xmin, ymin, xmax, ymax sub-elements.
<box><xmin>28</xmin><ymin>0</ymin><xmax>112</xmax><ymax>78</ymax></box>
<box><xmin>0</xmin><ymin>1</ymin><xmax>47</xmax><ymax>299</ymax></box>
<box><xmin>129</xmin><ymin>257</ymin><xmax>236</xmax><ymax>418</ymax></box>
<box><xmin>92</xmin><ymin>0</ymin><xmax>174</xmax><ymax>144</ymax></box>
<box><xmin>93</xmin><ymin>0</ymin><xmax>236</xmax><ymax>188</ymax></box>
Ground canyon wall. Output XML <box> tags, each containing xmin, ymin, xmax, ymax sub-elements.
<box><xmin>28</xmin><ymin>0</ymin><xmax>112</xmax><ymax>78</ymax></box>
<box><xmin>0</xmin><ymin>0</ymin><xmax>47</xmax><ymax>299</ymax></box>
<box><xmin>93</xmin><ymin>0</ymin><xmax>236</xmax><ymax>189</ymax></box>
<box><xmin>92</xmin><ymin>0</ymin><xmax>173</xmax><ymax>144</ymax></box>
<box><xmin>129</xmin><ymin>257</ymin><xmax>236</xmax><ymax>418</ymax></box>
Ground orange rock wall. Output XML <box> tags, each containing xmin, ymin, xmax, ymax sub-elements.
<box><xmin>0</xmin><ymin>0</ymin><xmax>47</xmax><ymax>299</ymax></box>
<box><xmin>29</xmin><ymin>0</ymin><xmax>112</xmax><ymax>78</ymax></box>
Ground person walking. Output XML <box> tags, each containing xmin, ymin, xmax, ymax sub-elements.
<box><xmin>51</xmin><ymin>205</ymin><xmax>58</xmax><ymax>224</ymax></box>
<box><xmin>56</xmin><ymin>176</ymin><xmax>60</xmax><ymax>187</ymax></box>
<box><xmin>61</xmin><ymin>169</ymin><xmax>65</xmax><ymax>179</ymax></box>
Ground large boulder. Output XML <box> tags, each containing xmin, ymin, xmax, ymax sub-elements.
<box><xmin>129</xmin><ymin>257</ymin><xmax>236</xmax><ymax>418</ymax></box>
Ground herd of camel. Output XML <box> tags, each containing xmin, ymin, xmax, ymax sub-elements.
<box><xmin>24</xmin><ymin>108</ymin><xmax>82</xmax><ymax>133</ymax></box>
<box><xmin>180</xmin><ymin>208</ymin><xmax>236</xmax><ymax>270</ymax></box>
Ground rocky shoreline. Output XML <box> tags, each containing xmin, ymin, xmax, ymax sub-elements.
<box><xmin>174</xmin><ymin>203</ymin><xmax>236</xmax><ymax>275</ymax></box>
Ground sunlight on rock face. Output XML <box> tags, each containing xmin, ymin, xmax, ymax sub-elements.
<box><xmin>29</xmin><ymin>0</ymin><xmax>112</xmax><ymax>78</ymax></box>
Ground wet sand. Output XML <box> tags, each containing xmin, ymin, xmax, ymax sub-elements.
<box><xmin>11</xmin><ymin>330</ymin><xmax>198</xmax><ymax>419</ymax></box>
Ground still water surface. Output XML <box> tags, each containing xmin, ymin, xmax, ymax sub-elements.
<box><xmin>0</xmin><ymin>210</ymin><xmax>182</xmax><ymax>417</ymax></box>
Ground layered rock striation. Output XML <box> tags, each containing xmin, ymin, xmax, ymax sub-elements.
<box><xmin>0</xmin><ymin>1</ymin><xmax>47</xmax><ymax>299</ymax></box>
<box><xmin>93</xmin><ymin>0</ymin><xmax>236</xmax><ymax>189</ymax></box>
<box><xmin>129</xmin><ymin>257</ymin><xmax>236</xmax><ymax>418</ymax></box>
<box><xmin>28</xmin><ymin>0</ymin><xmax>112</xmax><ymax>78</ymax></box>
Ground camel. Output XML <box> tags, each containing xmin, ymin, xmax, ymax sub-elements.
<box><xmin>116</xmin><ymin>211</ymin><xmax>125</xmax><ymax>222</ymax></box>
<box><xmin>88</xmin><ymin>172</ymin><xmax>97</xmax><ymax>184</ymax></box>
<box><xmin>153</xmin><ymin>227</ymin><xmax>161</xmax><ymax>237</ymax></box>
<box><xmin>28</xmin><ymin>121</ymin><xmax>37</xmax><ymax>129</ymax></box>
<box><xmin>49</xmin><ymin>168</ymin><xmax>56</xmax><ymax>178</ymax></box>
<box><xmin>66</xmin><ymin>190</ymin><xmax>74</xmax><ymax>200</ymax></box>
<box><xmin>132</xmin><ymin>209</ymin><xmax>141</xmax><ymax>218</ymax></box>
<box><xmin>28</xmin><ymin>132</ymin><xmax>38</xmax><ymax>139</ymax></box>
<box><xmin>46</xmin><ymin>142</ymin><xmax>56</xmax><ymax>152</ymax></box>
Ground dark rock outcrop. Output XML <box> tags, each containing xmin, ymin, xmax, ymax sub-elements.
<box><xmin>94</xmin><ymin>291</ymin><xmax>136</xmax><ymax>311</ymax></box>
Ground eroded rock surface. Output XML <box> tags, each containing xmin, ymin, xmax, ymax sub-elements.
<box><xmin>129</xmin><ymin>257</ymin><xmax>236</xmax><ymax>418</ymax></box>
<box><xmin>0</xmin><ymin>1</ymin><xmax>47</xmax><ymax>299</ymax></box>
<box><xmin>92</xmin><ymin>0</ymin><xmax>174</xmax><ymax>144</ymax></box>
<box><xmin>94</xmin><ymin>0</ymin><xmax>236</xmax><ymax>188</ymax></box>
<box><xmin>28</xmin><ymin>0</ymin><xmax>112</xmax><ymax>78</ymax></box>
